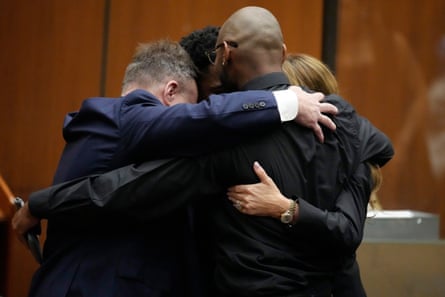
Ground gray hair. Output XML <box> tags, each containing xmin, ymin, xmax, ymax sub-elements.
<box><xmin>122</xmin><ymin>39</ymin><xmax>197</xmax><ymax>92</ymax></box>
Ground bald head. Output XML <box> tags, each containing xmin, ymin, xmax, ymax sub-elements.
<box><xmin>216</xmin><ymin>6</ymin><xmax>286</xmax><ymax>89</ymax></box>
<box><xmin>219</xmin><ymin>6</ymin><xmax>284</xmax><ymax>52</ymax></box>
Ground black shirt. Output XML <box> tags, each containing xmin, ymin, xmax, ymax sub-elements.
<box><xmin>202</xmin><ymin>72</ymin><xmax>363</xmax><ymax>296</ymax></box>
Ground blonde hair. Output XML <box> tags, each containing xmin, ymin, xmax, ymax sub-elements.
<box><xmin>369</xmin><ymin>165</ymin><xmax>383</xmax><ymax>210</ymax></box>
<box><xmin>282</xmin><ymin>53</ymin><xmax>339</xmax><ymax>94</ymax></box>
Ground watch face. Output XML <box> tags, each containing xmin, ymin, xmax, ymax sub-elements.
<box><xmin>281</xmin><ymin>212</ymin><xmax>292</xmax><ymax>224</ymax></box>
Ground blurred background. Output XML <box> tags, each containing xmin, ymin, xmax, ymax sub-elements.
<box><xmin>0</xmin><ymin>0</ymin><xmax>444</xmax><ymax>296</ymax></box>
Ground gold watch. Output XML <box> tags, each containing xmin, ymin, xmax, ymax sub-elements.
<box><xmin>280</xmin><ymin>199</ymin><xmax>297</xmax><ymax>224</ymax></box>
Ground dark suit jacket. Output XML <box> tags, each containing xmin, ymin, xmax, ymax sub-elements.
<box><xmin>29</xmin><ymin>73</ymin><xmax>394</xmax><ymax>296</ymax></box>
<box><xmin>53</xmin><ymin>88</ymin><xmax>282</xmax><ymax>183</ymax></box>
<box><xmin>27</xmin><ymin>88</ymin><xmax>285</xmax><ymax>297</ymax></box>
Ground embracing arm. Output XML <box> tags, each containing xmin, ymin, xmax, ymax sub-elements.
<box><xmin>12</xmin><ymin>156</ymin><xmax>220</xmax><ymax>236</ymax></box>
<box><xmin>124</xmin><ymin>89</ymin><xmax>283</xmax><ymax>157</ymax></box>
<box><xmin>123</xmin><ymin>87</ymin><xmax>336</xmax><ymax>158</ymax></box>
<box><xmin>225</xmin><ymin>99</ymin><xmax>394</xmax><ymax>257</ymax></box>
<box><xmin>295</xmin><ymin>116</ymin><xmax>393</xmax><ymax>252</ymax></box>
<box><xmin>357</xmin><ymin>115</ymin><xmax>394</xmax><ymax>166</ymax></box>
<box><xmin>227</xmin><ymin>162</ymin><xmax>372</xmax><ymax>254</ymax></box>
<box><xmin>29</xmin><ymin>158</ymin><xmax>219</xmax><ymax>220</ymax></box>
<box><xmin>295</xmin><ymin>163</ymin><xmax>372</xmax><ymax>254</ymax></box>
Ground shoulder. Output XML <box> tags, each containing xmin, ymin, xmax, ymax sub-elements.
<box><xmin>122</xmin><ymin>89</ymin><xmax>161</xmax><ymax>107</ymax></box>
<box><xmin>78</xmin><ymin>96</ymin><xmax>121</xmax><ymax>113</ymax></box>
<box><xmin>324</xmin><ymin>94</ymin><xmax>356</xmax><ymax>114</ymax></box>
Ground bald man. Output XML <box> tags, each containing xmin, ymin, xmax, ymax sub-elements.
<box><xmin>14</xmin><ymin>6</ymin><xmax>393</xmax><ymax>297</ymax></box>
<box><xmin>211</xmin><ymin>7</ymin><xmax>381</xmax><ymax>297</ymax></box>
<box><xmin>216</xmin><ymin>8</ymin><xmax>288</xmax><ymax>91</ymax></box>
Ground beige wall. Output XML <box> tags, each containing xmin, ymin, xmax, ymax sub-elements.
<box><xmin>358</xmin><ymin>241</ymin><xmax>445</xmax><ymax>297</ymax></box>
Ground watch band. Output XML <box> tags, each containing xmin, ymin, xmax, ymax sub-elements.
<box><xmin>280</xmin><ymin>199</ymin><xmax>297</xmax><ymax>224</ymax></box>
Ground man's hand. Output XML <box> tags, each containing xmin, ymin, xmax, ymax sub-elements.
<box><xmin>227</xmin><ymin>162</ymin><xmax>290</xmax><ymax>218</ymax></box>
<box><xmin>11</xmin><ymin>202</ymin><xmax>40</xmax><ymax>247</ymax></box>
<box><xmin>289</xmin><ymin>86</ymin><xmax>337</xmax><ymax>142</ymax></box>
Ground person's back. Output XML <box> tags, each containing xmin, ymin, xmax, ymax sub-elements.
<box><xmin>31</xmin><ymin>40</ymin><xmax>200</xmax><ymax>297</ymax></box>
<box><xmin>196</xmin><ymin>6</ymin><xmax>391</xmax><ymax>296</ymax></box>
<box><xmin>283</xmin><ymin>53</ymin><xmax>377</xmax><ymax>296</ymax></box>
<box><xmin>204</xmin><ymin>114</ymin><xmax>360</xmax><ymax>296</ymax></box>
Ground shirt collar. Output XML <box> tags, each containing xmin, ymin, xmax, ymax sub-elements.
<box><xmin>240</xmin><ymin>72</ymin><xmax>290</xmax><ymax>91</ymax></box>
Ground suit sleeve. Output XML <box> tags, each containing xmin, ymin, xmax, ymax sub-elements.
<box><xmin>121</xmin><ymin>90</ymin><xmax>282</xmax><ymax>157</ymax></box>
<box><xmin>29</xmin><ymin>157</ymin><xmax>220</xmax><ymax>223</ymax></box>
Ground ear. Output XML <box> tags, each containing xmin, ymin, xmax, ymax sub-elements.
<box><xmin>161</xmin><ymin>80</ymin><xmax>179</xmax><ymax>106</ymax></box>
<box><xmin>222</xmin><ymin>41</ymin><xmax>232</xmax><ymax>66</ymax></box>
<box><xmin>281</xmin><ymin>43</ymin><xmax>287</xmax><ymax>64</ymax></box>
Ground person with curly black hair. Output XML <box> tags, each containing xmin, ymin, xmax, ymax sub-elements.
<box><xmin>179</xmin><ymin>26</ymin><xmax>219</xmax><ymax>74</ymax></box>
<box><xmin>180</xmin><ymin>26</ymin><xmax>226</xmax><ymax>100</ymax></box>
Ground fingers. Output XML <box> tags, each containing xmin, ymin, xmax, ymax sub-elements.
<box><xmin>228</xmin><ymin>196</ymin><xmax>244</xmax><ymax>212</ymax></box>
<box><xmin>12</xmin><ymin>212</ymin><xmax>30</xmax><ymax>248</ymax></box>
<box><xmin>227</xmin><ymin>185</ymin><xmax>243</xmax><ymax>196</ymax></box>
<box><xmin>319</xmin><ymin>102</ymin><xmax>338</xmax><ymax>115</ymax></box>
<box><xmin>252</xmin><ymin>161</ymin><xmax>271</xmax><ymax>184</ymax></box>
<box><xmin>312</xmin><ymin>124</ymin><xmax>324</xmax><ymax>143</ymax></box>
<box><xmin>11</xmin><ymin>203</ymin><xmax>40</xmax><ymax>239</ymax></box>
<box><xmin>318</xmin><ymin>114</ymin><xmax>336</xmax><ymax>131</ymax></box>
<box><xmin>11</xmin><ymin>210</ymin><xmax>22</xmax><ymax>234</ymax></box>
<box><xmin>233</xmin><ymin>201</ymin><xmax>242</xmax><ymax>211</ymax></box>
<box><xmin>228</xmin><ymin>161</ymin><xmax>269</xmax><ymax>192</ymax></box>
<box><xmin>311</xmin><ymin>91</ymin><xmax>325</xmax><ymax>103</ymax></box>
<box><xmin>227</xmin><ymin>196</ymin><xmax>238</xmax><ymax>203</ymax></box>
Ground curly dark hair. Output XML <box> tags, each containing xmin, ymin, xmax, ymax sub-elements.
<box><xmin>179</xmin><ymin>26</ymin><xmax>220</xmax><ymax>73</ymax></box>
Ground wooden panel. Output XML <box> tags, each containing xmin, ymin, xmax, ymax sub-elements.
<box><xmin>0</xmin><ymin>223</ymin><xmax>7</xmax><ymax>297</ymax></box>
<box><xmin>336</xmin><ymin>0</ymin><xmax>445</xmax><ymax>237</ymax></box>
<box><xmin>0</xmin><ymin>0</ymin><xmax>105</xmax><ymax>190</ymax></box>
<box><xmin>104</xmin><ymin>0</ymin><xmax>323</xmax><ymax>96</ymax></box>
<box><xmin>0</xmin><ymin>0</ymin><xmax>105</xmax><ymax>296</ymax></box>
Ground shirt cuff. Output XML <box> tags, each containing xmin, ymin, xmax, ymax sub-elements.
<box><xmin>272</xmin><ymin>89</ymin><xmax>299</xmax><ymax>122</ymax></box>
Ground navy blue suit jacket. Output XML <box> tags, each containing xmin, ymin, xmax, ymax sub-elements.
<box><xmin>28</xmin><ymin>88</ymin><xmax>283</xmax><ymax>297</ymax></box>
<box><xmin>54</xmin><ymin>89</ymin><xmax>281</xmax><ymax>183</ymax></box>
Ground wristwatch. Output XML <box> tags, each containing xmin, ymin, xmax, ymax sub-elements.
<box><xmin>280</xmin><ymin>199</ymin><xmax>297</xmax><ymax>224</ymax></box>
